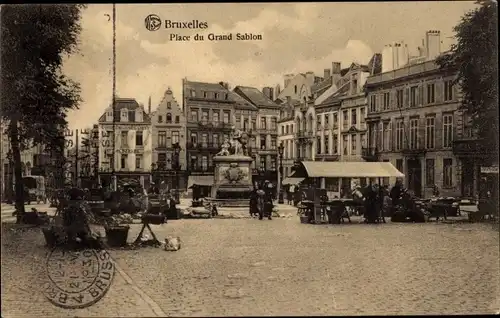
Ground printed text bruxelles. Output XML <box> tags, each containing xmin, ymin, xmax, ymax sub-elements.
<box><xmin>164</xmin><ymin>19</ymin><xmax>209</xmax><ymax>29</ymax></box>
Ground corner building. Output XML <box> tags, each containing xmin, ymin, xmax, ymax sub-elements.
<box><xmin>364</xmin><ymin>31</ymin><xmax>462</xmax><ymax>198</ymax></box>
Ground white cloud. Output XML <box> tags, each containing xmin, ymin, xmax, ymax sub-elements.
<box><xmin>60</xmin><ymin>2</ymin><xmax>473</xmax><ymax>130</ymax></box>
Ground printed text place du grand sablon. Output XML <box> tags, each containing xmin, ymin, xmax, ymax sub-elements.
<box><xmin>164</xmin><ymin>19</ymin><xmax>262</xmax><ymax>41</ymax></box>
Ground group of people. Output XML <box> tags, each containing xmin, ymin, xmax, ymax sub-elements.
<box><xmin>249</xmin><ymin>180</ymin><xmax>274</xmax><ymax>220</ymax></box>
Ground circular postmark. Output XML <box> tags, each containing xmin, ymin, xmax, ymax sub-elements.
<box><xmin>145</xmin><ymin>14</ymin><xmax>162</xmax><ymax>31</ymax></box>
<box><xmin>43</xmin><ymin>248</ymin><xmax>115</xmax><ymax>309</ymax></box>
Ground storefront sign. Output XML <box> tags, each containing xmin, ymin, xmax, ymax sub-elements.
<box><xmin>119</xmin><ymin>148</ymin><xmax>141</xmax><ymax>154</ymax></box>
<box><xmin>101</xmin><ymin>124</ymin><xmax>150</xmax><ymax>131</ymax></box>
<box><xmin>481</xmin><ymin>166</ymin><xmax>499</xmax><ymax>174</ymax></box>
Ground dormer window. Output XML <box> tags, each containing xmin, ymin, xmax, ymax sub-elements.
<box><xmin>167</xmin><ymin>102</ymin><xmax>171</xmax><ymax>109</ymax></box>
<box><xmin>106</xmin><ymin>111</ymin><xmax>113</xmax><ymax>122</ymax></box>
<box><xmin>215</xmin><ymin>93</ymin><xmax>219</xmax><ymax>99</ymax></box>
<box><xmin>190</xmin><ymin>90</ymin><xmax>196</xmax><ymax>97</ymax></box>
<box><xmin>121</xmin><ymin>110</ymin><xmax>128</xmax><ymax>122</ymax></box>
<box><xmin>136</xmin><ymin>110</ymin><xmax>143</xmax><ymax>122</ymax></box>
<box><xmin>225</xmin><ymin>93</ymin><xmax>228</xmax><ymax>100</ymax></box>
<box><xmin>203</xmin><ymin>91</ymin><xmax>207</xmax><ymax>98</ymax></box>
<box><xmin>166</xmin><ymin>113</ymin><xmax>172</xmax><ymax>123</ymax></box>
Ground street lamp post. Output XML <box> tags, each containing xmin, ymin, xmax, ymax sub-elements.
<box><xmin>172</xmin><ymin>142</ymin><xmax>181</xmax><ymax>203</ymax></box>
<box><xmin>278</xmin><ymin>142</ymin><xmax>285</xmax><ymax>204</ymax></box>
<box><xmin>6</xmin><ymin>149</ymin><xmax>13</xmax><ymax>204</ymax></box>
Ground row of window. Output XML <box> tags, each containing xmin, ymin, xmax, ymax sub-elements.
<box><xmin>106</xmin><ymin>154</ymin><xmax>144</xmax><ymax>170</ymax></box>
<box><xmin>189</xmin><ymin>90</ymin><xmax>229</xmax><ymax>100</ymax></box>
<box><xmin>189</xmin><ymin>109</ymin><xmax>231</xmax><ymax>123</ymax></box>
<box><xmin>188</xmin><ymin>132</ymin><xmax>278</xmax><ymax>150</ymax></box>
<box><xmin>369</xmin><ymin>79</ymin><xmax>455</xmax><ymax>112</ymax></box>
<box><xmin>294</xmin><ymin>108</ymin><xmax>367</xmax><ymax>133</ymax></box>
<box><xmin>106</xmin><ymin>131</ymin><xmax>145</xmax><ymax>147</ymax></box>
<box><xmin>372</xmin><ymin>113</ymin><xmax>454</xmax><ymax>151</ymax></box>
<box><xmin>235</xmin><ymin>116</ymin><xmax>278</xmax><ymax>130</ymax></box>
<box><xmin>157</xmin><ymin>113</ymin><xmax>180</xmax><ymax>124</ymax></box>
<box><xmin>157</xmin><ymin>131</ymin><xmax>180</xmax><ymax>147</ymax></box>
<box><xmin>105</xmin><ymin>110</ymin><xmax>144</xmax><ymax>123</ymax></box>
<box><xmin>424</xmin><ymin>158</ymin><xmax>454</xmax><ymax>188</ymax></box>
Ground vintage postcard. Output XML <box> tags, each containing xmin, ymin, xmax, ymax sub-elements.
<box><xmin>1</xmin><ymin>2</ymin><xmax>498</xmax><ymax>317</ymax></box>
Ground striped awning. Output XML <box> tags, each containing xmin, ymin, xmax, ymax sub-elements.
<box><xmin>301</xmin><ymin>161</ymin><xmax>404</xmax><ymax>178</ymax></box>
<box><xmin>187</xmin><ymin>176</ymin><xmax>214</xmax><ymax>188</ymax></box>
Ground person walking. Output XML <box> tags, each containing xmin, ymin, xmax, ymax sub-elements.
<box><xmin>249</xmin><ymin>181</ymin><xmax>259</xmax><ymax>217</ymax></box>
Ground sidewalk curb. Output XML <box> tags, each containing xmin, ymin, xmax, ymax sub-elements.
<box><xmin>110</xmin><ymin>256</ymin><xmax>167</xmax><ymax>317</ymax></box>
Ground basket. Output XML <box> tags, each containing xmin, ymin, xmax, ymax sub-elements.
<box><xmin>105</xmin><ymin>226</ymin><xmax>130</xmax><ymax>247</ymax></box>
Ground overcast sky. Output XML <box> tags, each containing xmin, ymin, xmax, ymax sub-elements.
<box><xmin>62</xmin><ymin>2</ymin><xmax>477</xmax><ymax>130</ymax></box>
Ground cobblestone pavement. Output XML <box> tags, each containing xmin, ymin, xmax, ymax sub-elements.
<box><xmin>1</xmin><ymin>223</ymin><xmax>158</xmax><ymax>317</ymax></box>
<box><xmin>111</xmin><ymin>218</ymin><xmax>500</xmax><ymax>316</ymax></box>
<box><xmin>2</xmin><ymin>216</ymin><xmax>499</xmax><ymax>317</ymax></box>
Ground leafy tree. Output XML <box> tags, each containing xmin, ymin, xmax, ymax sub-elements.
<box><xmin>436</xmin><ymin>0</ymin><xmax>498</xmax><ymax>162</ymax></box>
<box><xmin>1</xmin><ymin>4</ymin><xmax>86</xmax><ymax>221</ymax></box>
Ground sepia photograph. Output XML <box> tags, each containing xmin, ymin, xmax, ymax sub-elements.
<box><xmin>1</xmin><ymin>2</ymin><xmax>498</xmax><ymax>317</ymax></box>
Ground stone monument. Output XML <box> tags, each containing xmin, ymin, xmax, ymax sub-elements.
<box><xmin>210</xmin><ymin>127</ymin><xmax>253</xmax><ymax>206</ymax></box>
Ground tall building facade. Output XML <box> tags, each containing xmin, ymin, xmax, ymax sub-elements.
<box><xmin>150</xmin><ymin>88</ymin><xmax>187</xmax><ymax>189</ymax></box>
<box><xmin>97</xmin><ymin>98</ymin><xmax>153</xmax><ymax>188</ymax></box>
<box><xmin>277</xmin><ymin>99</ymin><xmax>296</xmax><ymax>178</ymax></box>
<box><xmin>183</xmin><ymin>80</ymin><xmax>235</xmax><ymax>184</ymax></box>
<box><xmin>233</xmin><ymin>86</ymin><xmax>280</xmax><ymax>182</ymax></box>
<box><xmin>337</xmin><ymin>63</ymin><xmax>370</xmax><ymax>162</ymax></box>
<box><xmin>364</xmin><ymin>30</ymin><xmax>462</xmax><ymax>198</ymax></box>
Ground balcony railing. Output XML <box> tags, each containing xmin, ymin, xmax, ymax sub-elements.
<box><xmin>361</xmin><ymin>147</ymin><xmax>380</xmax><ymax>162</ymax></box>
<box><xmin>192</xmin><ymin>121</ymin><xmax>232</xmax><ymax>130</ymax></box>
<box><xmin>187</xmin><ymin>142</ymin><xmax>220</xmax><ymax>150</ymax></box>
<box><xmin>189</xmin><ymin>166</ymin><xmax>215</xmax><ymax>173</ymax></box>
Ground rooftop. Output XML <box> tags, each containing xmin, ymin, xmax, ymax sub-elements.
<box><xmin>365</xmin><ymin>60</ymin><xmax>441</xmax><ymax>86</ymax></box>
<box><xmin>183</xmin><ymin>80</ymin><xmax>229</xmax><ymax>93</ymax></box>
<box><xmin>227</xmin><ymin>90</ymin><xmax>258</xmax><ymax>111</ymax></box>
<box><xmin>98</xmin><ymin>98</ymin><xmax>151</xmax><ymax>123</ymax></box>
<box><xmin>234</xmin><ymin>86</ymin><xmax>280</xmax><ymax>109</ymax></box>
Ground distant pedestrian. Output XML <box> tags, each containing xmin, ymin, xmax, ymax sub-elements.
<box><xmin>432</xmin><ymin>184</ymin><xmax>440</xmax><ymax>197</ymax></box>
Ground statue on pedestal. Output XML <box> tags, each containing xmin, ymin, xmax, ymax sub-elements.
<box><xmin>216</xmin><ymin>127</ymin><xmax>250</xmax><ymax>156</ymax></box>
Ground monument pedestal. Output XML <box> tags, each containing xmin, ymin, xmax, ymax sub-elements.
<box><xmin>205</xmin><ymin>155</ymin><xmax>254</xmax><ymax>208</ymax></box>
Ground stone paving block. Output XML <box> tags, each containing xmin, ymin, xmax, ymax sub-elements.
<box><xmin>1</xmin><ymin>224</ymin><xmax>158</xmax><ymax>318</ymax></box>
<box><xmin>111</xmin><ymin>219</ymin><xmax>500</xmax><ymax>316</ymax></box>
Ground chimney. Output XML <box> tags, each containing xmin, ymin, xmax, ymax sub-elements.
<box><xmin>331</xmin><ymin>61</ymin><xmax>342</xmax><ymax>85</ymax></box>
<box><xmin>324</xmin><ymin>68</ymin><xmax>331</xmax><ymax>80</ymax></box>
<box><xmin>275</xmin><ymin>84</ymin><xmax>281</xmax><ymax>97</ymax></box>
<box><xmin>425</xmin><ymin>30</ymin><xmax>441</xmax><ymax>61</ymax></box>
<box><xmin>148</xmin><ymin>96</ymin><xmax>151</xmax><ymax>114</ymax></box>
<box><xmin>262</xmin><ymin>87</ymin><xmax>271</xmax><ymax>99</ymax></box>
<box><xmin>269</xmin><ymin>87</ymin><xmax>274</xmax><ymax>101</ymax></box>
<box><xmin>332</xmin><ymin>62</ymin><xmax>341</xmax><ymax>74</ymax></box>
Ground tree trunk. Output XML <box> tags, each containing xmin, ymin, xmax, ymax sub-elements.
<box><xmin>9</xmin><ymin>120</ymin><xmax>26</xmax><ymax>222</ymax></box>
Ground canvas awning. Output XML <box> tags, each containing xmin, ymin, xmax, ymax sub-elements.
<box><xmin>187</xmin><ymin>176</ymin><xmax>214</xmax><ymax>189</ymax></box>
<box><xmin>301</xmin><ymin>161</ymin><xmax>405</xmax><ymax>178</ymax></box>
<box><xmin>282</xmin><ymin>174</ymin><xmax>305</xmax><ymax>185</ymax></box>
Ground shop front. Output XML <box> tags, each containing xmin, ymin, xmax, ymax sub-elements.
<box><xmin>453</xmin><ymin>138</ymin><xmax>498</xmax><ymax>199</ymax></box>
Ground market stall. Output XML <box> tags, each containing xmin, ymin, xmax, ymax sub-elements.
<box><xmin>292</xmin><ymin>161</ymin><xmax>405</xmax><ymax>224</ymax></box>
